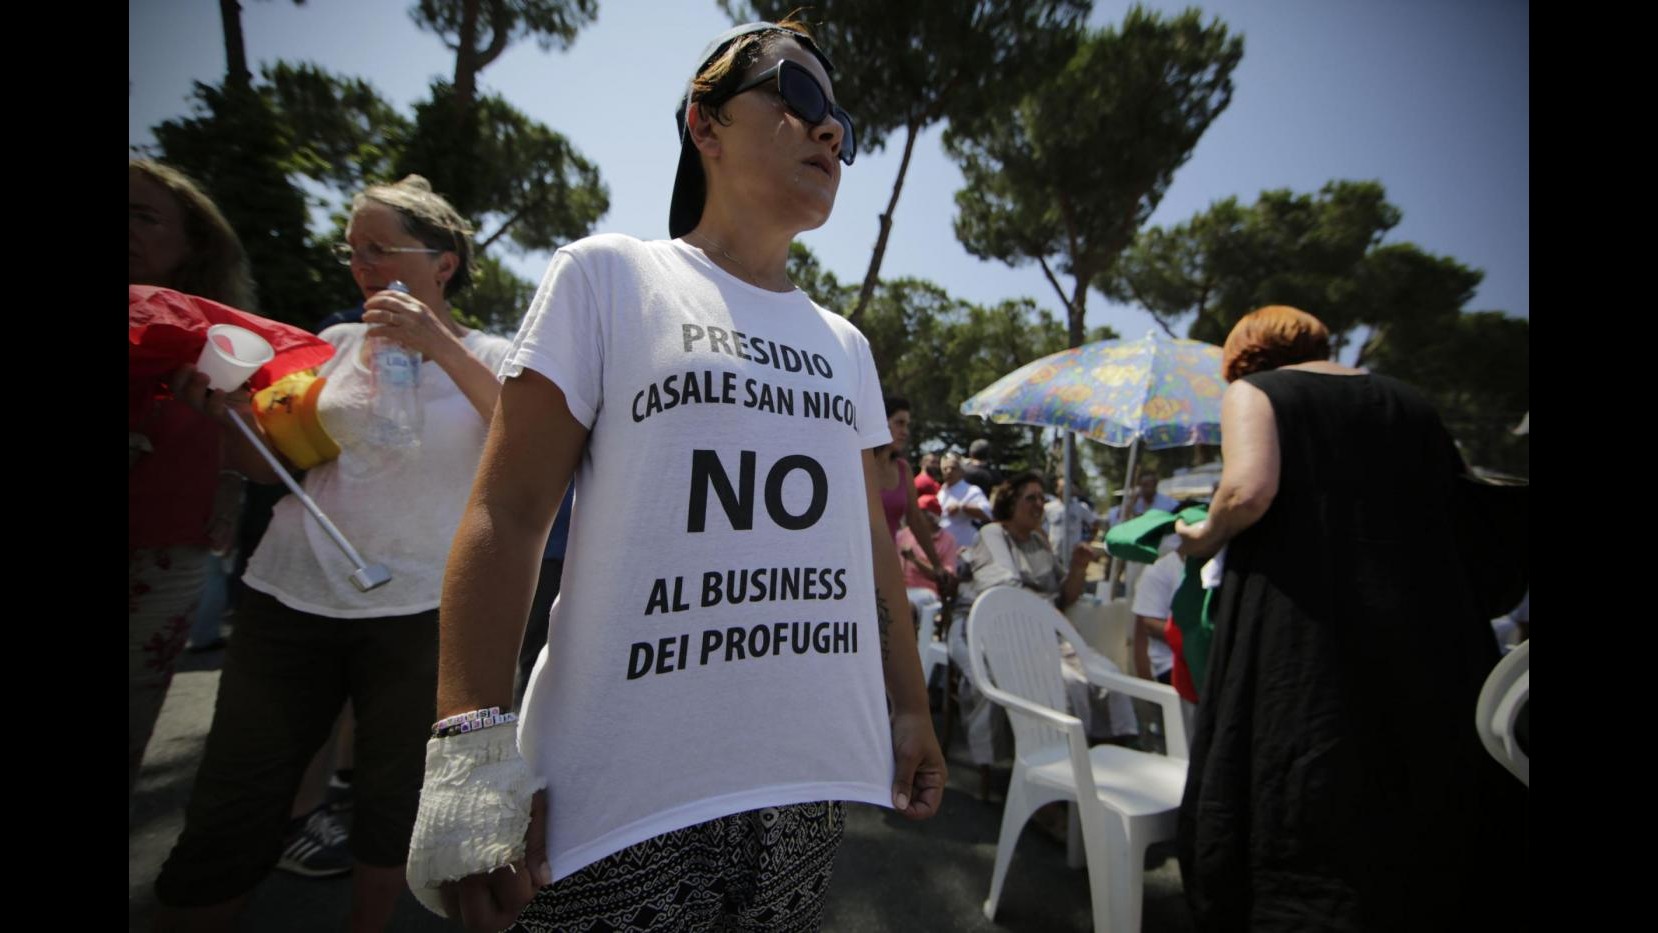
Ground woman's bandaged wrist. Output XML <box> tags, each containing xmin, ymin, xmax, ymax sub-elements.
<box><xmin>405</xmin><ymin>725</ymin><xmax>544</xmax><ymax>917</ymax></box>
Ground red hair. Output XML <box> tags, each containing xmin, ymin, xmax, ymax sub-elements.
<box><xmin>1222</xmin><ymin>305</ymin><xmax>1332</xmax><ymax>382</ymax></box>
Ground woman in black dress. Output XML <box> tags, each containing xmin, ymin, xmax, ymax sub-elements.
<box><xmin>1174</xmin><ymin>306</ymin><xmax>1524</xmax><ymax>930</ymax></box>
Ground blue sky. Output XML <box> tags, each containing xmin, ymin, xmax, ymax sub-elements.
<box><xmin>130</xmin><ymin>0</ymin><xmax>1529</xmax><ymax>347</ymax></box>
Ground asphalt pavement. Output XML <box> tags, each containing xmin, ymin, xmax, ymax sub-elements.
<box><xmin>128</xmin><ymin>646</ymin><xmax>1194</xmax><ymax>932</ymax></box>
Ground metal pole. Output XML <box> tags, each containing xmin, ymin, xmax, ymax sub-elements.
<box><xmin>1104</xmin><ymin>437</ymin><xmax>1141</xmax><ymax>600</ymax></box>
<box><xmin>224</xmin><ymin>410</ymin><xmax>391</xmax><ymax>592</ymax></box>
<box><xmin>1061</xmin><ymin>429</ymin><xmax>1076</xmax><ymax>554</ymax></box>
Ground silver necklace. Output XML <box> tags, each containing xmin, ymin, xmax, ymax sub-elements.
<box><xmin>689</xmin><ymin>232</ymin><xmax>789</xmax><ymax>290</ymax></box>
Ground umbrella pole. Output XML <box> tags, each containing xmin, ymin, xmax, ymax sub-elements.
<box><xmin>1106</xmin><ymin>439</ymin><xmax>1141</xmax><ymax>599</ymax></box>
<box><xmin>225</xmin><ymin>410</ymin><xmax>392</xmax><ymax>592</ymax></box>
<box><xmin>1061</xmin><ymin>429</ymin><xmax>1075</xmax><ymax>554</ymax></box>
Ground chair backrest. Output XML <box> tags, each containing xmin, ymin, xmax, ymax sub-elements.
<box><xmin>966</xmin><ymin>587</ymin><xmax>1076</xmax><ymax>755</ymax></box>
<box><xmin>1475</xmin><ymin>639</ymin><xmax>1529</xmax><ymax>786</ymax></box>
<box><xmin>1066</xmin><ymin>597</ymin><xmax>1136</xmax><ymax>675</ymax></box>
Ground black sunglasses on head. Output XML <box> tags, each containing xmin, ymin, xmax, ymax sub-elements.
<box><xmin>723</xmin><ymin>59</ymin><xmax>856</xmax><ymax>165</ymax></box>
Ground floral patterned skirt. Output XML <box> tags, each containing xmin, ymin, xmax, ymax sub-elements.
<box><xmin>129</xmin><ymin>545</ymin><xmax>208</xmax><ymax>793</ymax></box>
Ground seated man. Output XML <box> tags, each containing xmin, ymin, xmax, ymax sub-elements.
<box><xmin>1043</xmin><ymin>476</ymin><xmax>1098</xmax><ymax>559</ymax></box>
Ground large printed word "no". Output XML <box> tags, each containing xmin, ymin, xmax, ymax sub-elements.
<box><xmin>687</xmin><ymin>449</ymin><xmax>827</xmax><ymax>533</ymax></box>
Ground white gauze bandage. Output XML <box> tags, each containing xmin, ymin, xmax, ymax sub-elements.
<box><xmin>405</xmin><ymin>724</ymin><xmax>545</xmax><ymax>917</ymax></box>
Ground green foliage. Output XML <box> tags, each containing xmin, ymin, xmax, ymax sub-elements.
<box><xmin>457</xmin><ymin>253</ymin><xmax>542</xmax><ymax>336</ymax></box>
<box><xmin>147</xmin><ymin>37</ymin><xmax>602</xmax><ymax>333</ymax></box>
<box><xmin>787</xmin><ymin>241</ymin><xmax>855</xmax><ymax>313</ymax></box>
<box><xmin>946</xmin><ymin>6</ymin><xmax>1243</xmax><ymax>345</ymax></box>
<box><xmin>148</xmin><ymin>82</ymin><xmax>335</xmax><ymax>324</ymax></box>
<box><xmin>719</xmin><ymin>0</ymin><xmax>1088</xmax><ymax>151</ymax></box>
<box><xmin>261</xmin><ymin>62</ymin><xmax>412</xmax><ymax>193</ymax></box>
<box><xmin>1350</xmin><ymin>241</ymin><xmax>1482</xmax><ymax>358</ymax></box>
<box><xmin>724</xmin><ymin>1</ymin><xmax>1090</xmax><ymax>320</ymax></box>
<box><xmin>860</xmin><ymin>280</ymin><xmax>1074</xmax><ymax>467</ymax></box>
<box><xmin>1363</xmin><ymin>310</ymin><xmax>1529</xmax><ymax>475</ymax></box>
<box><xmin>410</xmin><ymin>0</ymin><xmax>599</xmax><ymax>57</ymax></box>
<box><xmin>1108</xmin><ymin>180</ymin><xmax>1524</xmax><ymax>474</ymax></box>
<box><xmin>397</xmin><ymin>83</ymin><xmax>610</xmax><ymax>254</ymax></box>
<box><xmin>785</xmin><ymin>244</ymin><xmax>1081</xmax><ymax>469</ymax></box>
<box><xmin>1106</xmin><ymin>180</ymin><xmax>1414</xmax><ymax>350</ymax></box>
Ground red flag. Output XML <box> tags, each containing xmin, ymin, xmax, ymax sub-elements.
<box><xmin>129</xmin><ymin>285</ymin><xmax>335</xmax><ymax>428</ymax></box>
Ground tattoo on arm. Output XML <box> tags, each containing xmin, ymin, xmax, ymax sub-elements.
<box><xmin>875</xmin><ymin>591</ymin><xmax>892</xmax><ymax>664</ymax></box>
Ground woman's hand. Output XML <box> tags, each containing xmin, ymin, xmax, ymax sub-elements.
<box><xmin>889</xmin><ymin>711</ymin><xmax>947</xmax><ymax>821</ymax></box>
<box><xmin>363</xmin><ymin>287</ymin><xmax>462</xmax><ymax>362</ymax></box>
<box><xmin>1175</xmin><ymin>518</ymin><xmax>1224</xmax><ymax>560</ymax></box>
<box><xmin>439</xmin><ymin>790</ymin><xmax>550</xmax><ymax>932</ymax></box>
<box><xmin>168</xmin><ymin>364</ymin><xmax>252</xmax><ymax>423</ymax></box>
<box><xmin>1069</xmin><ymin>541</ymin><xmax>1097</xmax><ymax>570</ymax></box>
<box><xmin>164</xmin><ymin>363</ymin><xmax>283</xmax><ymax>485</ymax></box>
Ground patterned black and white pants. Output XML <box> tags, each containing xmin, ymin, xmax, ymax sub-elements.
<box><xmin>508</xmin><ymin>801</ymin><xmax>845</xmax><ymax>932</ymax></box>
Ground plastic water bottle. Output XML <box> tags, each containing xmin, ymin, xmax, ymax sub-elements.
<box><xmin>367</xmin><ymin>281</ymin><xmax>422</xmax><ymax>448</ymax></box>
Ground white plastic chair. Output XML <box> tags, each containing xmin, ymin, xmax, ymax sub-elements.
<box><xmin>1475</xmin><ymin>639</ymin><xmax>1529</xmax><ymax>787</ymax></box>
<box><xmin>966</xmin><ymin>587</ymin><xmax>1190</xmax><ymax>933</ymax></box>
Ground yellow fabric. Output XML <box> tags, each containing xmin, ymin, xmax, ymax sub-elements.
<box><xmin>252</xmin><ymin>369</ymin><xmax>340</xmax><ymax>469</ymax></box>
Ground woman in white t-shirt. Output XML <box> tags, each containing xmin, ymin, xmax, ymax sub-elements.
<box><xmin>402</xmin><ymin>19</ymin><xmax>946</xmax><ymax>933</ymax></box>
<box><xmin>154</xmin><ymin>176</ymin><xmax>512</xmax><ymax>931</ymax></box>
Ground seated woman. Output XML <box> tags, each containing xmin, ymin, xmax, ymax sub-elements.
<box><xmin>896</xmin><ymin>493</ymin><xmax>959</xmax><ymax>641</ymax></box>
<box><xmin>950</xmin><ymin>471</ymin><xmax>1138</xmax><ymax>765</ymax></box>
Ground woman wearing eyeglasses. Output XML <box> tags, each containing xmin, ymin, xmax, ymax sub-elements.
<box><xmin>402</xmin><ymin>18</ymin><xmax>945</xmax><ymax>933</ymax></box>
<box><xmin>153</xmin><ymin>175</ymin><xmax>512</xmax><ymax>932</ymax></box>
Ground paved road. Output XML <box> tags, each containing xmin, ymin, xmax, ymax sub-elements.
<box><xmin>129</xmin><ymin>648</ymin><xmax>1194</xmax><ymax>932</ymax></box>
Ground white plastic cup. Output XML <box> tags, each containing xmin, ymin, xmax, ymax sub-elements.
<box><xmin>196</xmin><ymin>324</ymin><xmax>274</xmax><ymax>391</ymax></box>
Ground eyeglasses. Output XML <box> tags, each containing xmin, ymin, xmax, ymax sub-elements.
<box><xmin>332</xmin><ymin>241</ymin><xmax>443</xmax><ymax>267</ymax></box>
<box><xmin>723</xmin><ymin>59</ymin><xmax>856</xmax><ymax>165</ymax></box>
<box><xmin>1020</xmin><ymin>493</ymin><xmax>1045</xmax><ymax>505</ymax></box>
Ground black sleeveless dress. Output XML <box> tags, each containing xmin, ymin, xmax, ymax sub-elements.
<box><xmin>1176</xmin><ymin>369</ymin><xmax>1526</xmax><ymax>931</ymax></box>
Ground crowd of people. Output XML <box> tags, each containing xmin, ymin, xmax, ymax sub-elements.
<box><xmin>130</xmin><ymin>14</ymin><xmax>1525</xmax><ymax>933</ymax></box>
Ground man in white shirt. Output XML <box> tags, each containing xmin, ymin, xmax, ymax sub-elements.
<box><xmin>937</xmin><ymin>452</ymin><xmax>991</xmax><ymax>549</ymax></box>
<box><xmin>1130</xmin><ymin>535</ymin><xmax>1194</xmax><ymax>739</ymax></box>
<box><xmin>1043</xmin><ymin>476</ymin><xmax>1097</xmax><ymax>557</ymax></box>
<box><xmin>1106</xmin><ymin>468</ymin><xmax>1181</xmax><ymax>525</ymax></box>
<box><xmin>1105</xmin><ymin>468</ymin><xmax>1181</xmax><ymax>597</ymax></box>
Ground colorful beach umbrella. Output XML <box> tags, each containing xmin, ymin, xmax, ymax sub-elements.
<box><xmin>962</xmin><ymin>330</ymin><xmax>1226</xmax><ymax>563</ymax></box>
<box><xmin>960</xmin><ymin>330</ymin><xmax>1225</xmax><ymax>449</ymax></box>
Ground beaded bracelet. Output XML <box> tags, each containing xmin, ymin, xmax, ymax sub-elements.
<box><xmin>431</xmin><ymin>707</ymin><xmax>518</xmax><ymax>739</ymax></box>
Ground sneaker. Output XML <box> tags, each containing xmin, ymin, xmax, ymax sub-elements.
<box><xmin>276</xmin><ymin>807</ymin><xmax>352</xmax><ymax>879</ymax></box>
<box><xmin>325</xmin><ymin>774</ymin><xmax>354</xmax><ymax>815</ymax></box>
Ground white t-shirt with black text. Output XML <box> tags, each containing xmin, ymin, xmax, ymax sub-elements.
<box><xmin>243</xmin><ymin>324</ymin><xmax>511</xmax><ymax>617</ymax></box>
<box><xmin>504</xmin><ymin>235</ymin><xmax>895</xmax><ymax>881</ymax></box>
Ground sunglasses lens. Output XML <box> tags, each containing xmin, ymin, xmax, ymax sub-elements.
<box><xmin>779</xmin><ymin>63</ymin><xmax>856</xmax><ymax>165</ymax></box>
<box><xmin>778</xmin><ymin>64</ymin><xmax>827</xmax><ymax>123</ymax></box>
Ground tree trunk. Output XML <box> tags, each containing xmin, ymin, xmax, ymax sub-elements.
<box><xmin>849</xmin><ymin>120</ymin><xmax>921</xmax><ymax>326</ymax></box>
<box><xmin>453</xmin><ymin>0</ymin><xmax>482</xmax><ymax>114</ymax></box>
<box><xmin>219</xmin><ymin>0</ymin><xmax>251</xmax><ymax>91</ymax></box>
<box><xmin>1068</xmin><ymin>276</ymin><xmax>1089</xmax><ymax>348</ymax></box>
